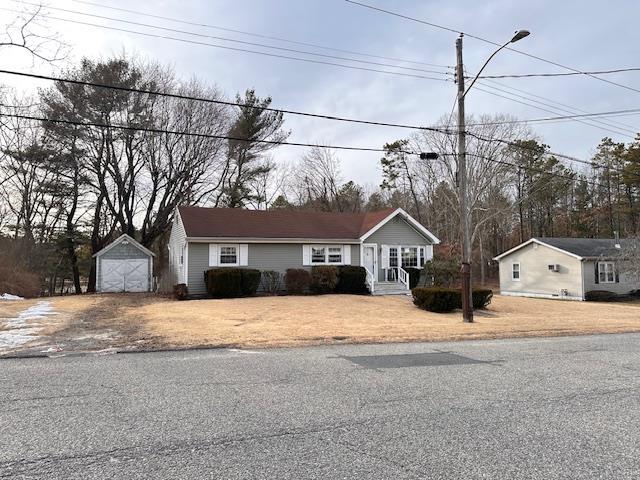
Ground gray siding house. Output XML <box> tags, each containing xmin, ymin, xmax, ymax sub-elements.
<box><xmin>494</xmin><ymin>237</ymin><xmax>638</xmax><ymax>301</ymax></box>
<box><xmin>168</xmin><ymin>206</ymin><xmax>440</xmax><ymax>295</ymax></box>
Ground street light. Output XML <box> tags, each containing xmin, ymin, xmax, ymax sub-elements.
<box><xmin>456</xmin><ymin>29</ymin><xmax>530</xmax><ymax>323</ymax></box>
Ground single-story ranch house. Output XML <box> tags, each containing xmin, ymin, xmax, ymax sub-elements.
<box><xmin>494</xmin><ymin>237</ymin><xmax>638</xmax><ymax>301</ymax></box>
<box><xmin>168</xmin><ymin>206</ymin><xmax>440</xmax><ymax>295</ymax></box>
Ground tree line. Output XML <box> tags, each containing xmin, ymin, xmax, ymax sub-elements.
<box><xmin>2</xmin><ymin>53</ymin><xmax>640</xmax><ymax>294</ymax></box>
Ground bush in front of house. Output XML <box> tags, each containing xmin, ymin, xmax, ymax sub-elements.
<box><xmin>205</xmin><ymin>268</ymin><xmax>242</xmax><ymax>297</ymax></box>
<box><xmin>240</xmin><ymin>269</ymin><xmax>261</xmax><ymax>296</ymax></box>
<box><xmin>412</xmin><ymin>287</ymin><xmax>460</xmax><ymax>313</ymax></box>
<box><xmin>204</xmin><ymin>268</ymin><xmax>261</xmax><ymax>298</ymax></box>
<box><xmin>173</xmin><ymin>283</ymin><xmax>188</xmax><ymax>300</ymax></box>
<box><xmin>260</xmin><ymin>270</ymin><xmax>282</xmax><ymax>295</ymax></box>
<box><xmin>336</xmin><ymin>266</ymin><xmax>369</xmax><ymax>294</ymax></box>
<box><xmin>471</xmin><ymin>289</ymin><xmax>493</xmax><ymax>309</ymax></box>
<box><xmin>423</xmin><ymin>258</ymin><xmax>459</xmax><ymax>287</ymax></box>
<box><xmin>284</xmin><ymin>268</ymin><xmax>311</xmax><ymax>294</ymax></box>
<box><xmin>310</xmin><ymin>265</ymin><xmax>339</xmax><ymax>294</ymax></box>
<box><xmin>404</xmin><ymin>267</ymin><xmax>422</xmax><ymax>289</ymax></box>
<box><xmin>585</xmin><ymin>290</ymin><xmax>620</xmax><ymax>302</ymax></box>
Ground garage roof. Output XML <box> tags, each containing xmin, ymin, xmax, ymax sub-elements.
<box><xmin>92</xmin><ymin>234</ymin><xmax>156</xmax><ymax>258</ymax></box>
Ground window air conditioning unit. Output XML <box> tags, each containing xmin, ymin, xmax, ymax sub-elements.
<box><xmin>548</xmin><ymin>264</ymin><xmax>560</xmax><ymax>272</ymax></box>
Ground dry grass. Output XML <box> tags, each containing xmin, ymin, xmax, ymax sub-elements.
<box><xmin>131</xmin><ymin>293</ymin><xmax>640</xmax><ymax>348</ymax></box>
<box><xmin>6</xmin><ymin>293</ymin><xmax>640</xmax><ymax>350</ymax></box>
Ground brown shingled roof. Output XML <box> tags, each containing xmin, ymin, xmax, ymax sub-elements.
<box><xmin>177</xmin><ymin>206</ymin><xmax>397</xmax><ymax>240</ymax></box>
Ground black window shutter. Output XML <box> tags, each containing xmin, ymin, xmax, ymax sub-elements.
<box><xmin>594</xmin><ymin>262</ymin><xmax>599</xmax><ymax>284</ymax></box>
<box><xmin>615</xmin><ymin>263</ymin><xmax>620</xmax><ymax>283</ymax></box>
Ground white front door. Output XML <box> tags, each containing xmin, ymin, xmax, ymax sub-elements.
<box><xmin>362</xmin><ymin>244</ymin><xmax>377</xmax><ymax>279</ymax></box>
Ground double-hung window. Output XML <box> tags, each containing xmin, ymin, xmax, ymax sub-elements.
<box><xmin>512</xmin><ymin>263</ymin><xmax>520</xmax><ymax>281</ymax></box>
<box><xmin>598</xmin><ymin>261</ymin><xmax>615</xmax><ymax>283</ymax></box>
<box><xmin>310</xmin><ymin>245</ymin><xmax>343</xmax><ymax>264</ymax></box>
<box><xmin>401</xmin><ymin>247</ymin><xmax>418</xmax><ymax>268</ymax></box>
<box><xmin>389</xmin><ymin>247</ymin><xmax>398</xmax><ymax>268</ymax></box>
<box><xmin>219</xmin><ymin>245</ymin><xmax>239</xmax><ymax>265</ymax></box>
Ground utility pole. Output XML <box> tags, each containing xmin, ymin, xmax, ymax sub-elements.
<box><xmin>456</xmin><ymin>34</ymin><xmax>473</xmax><ymax>323</ymax></box>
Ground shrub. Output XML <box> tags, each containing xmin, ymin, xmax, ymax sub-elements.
<box><xmin>310</xmin><ymin>265</ymin><xmax>339</xmax><ymax>294</ymax></box>
<box><xmin>173</xmin><ymin>283</ymin><xmax>189</xmax><ymax>300</ymax></box>
<box><xmin>260</xmin><ymin>270</ymin><xmax>282</xmax><ymax>295</ymax></box>
<box><xmin>412</xmin><ymin>287</ymin><xmax>460</xmax><ymax>313</ymax></box>
<box><xmin>471</xmin><ymin>289</ymin><xmax>493</xmax><ymax>309</ymax></box>
<box><xmin>240</xmin><ymin>269</ymin><xmax>261</xmax><ymax>296</ymax></box>
<box><xmin>404</xmin><ymin>267</ymin><xmax>422</xmax><ymax>289</ymax></box>
<box><xmin>0</xmin><ymin>262</ymin><xmax>41</xmax><ymax>298</ymax></box>
<box><xmin>204</xmin><ymin>268</ymin><xmax>242</xmax><ymax>298</ymax></box>
<box><xmin>285</xmin><ymin>268</ymin><xmax>311</xmax><ymax>294</ymax></box>
<box><xmin>423</xmin><ymin>258</ymin><xmax>459</xmax><ymax>287</ymax></box>
<box><xmin>585</xmin><ymin>290</ymin><xmax>620</xmax><ymax>302</ymax></box>
<box><xmin>336</xmin><ymin>266</ymin><xmax>369</xmax><ymax>294</ymax></box>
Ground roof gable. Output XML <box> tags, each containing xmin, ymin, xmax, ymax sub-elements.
<box><xmin>93</xmin><ymin>234</ymin><xmax>156</xmax><ymax>258</ymax></box>
<box><xmin>494</xmin><ymin>237</ymin><xmax>631</xmax><ymax>261</ymax></box>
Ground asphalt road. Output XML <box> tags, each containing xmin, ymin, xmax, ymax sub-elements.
<box><xmin>1</xmin><ymin>334</ymin><xmax>640</xmax><ymax>479</ymax></box>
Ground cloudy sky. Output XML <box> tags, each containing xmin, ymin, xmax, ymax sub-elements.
<box><xmin>3</xmin><ymin>0</ymin><xmax>640</xmax><ymax>187</ymax></box>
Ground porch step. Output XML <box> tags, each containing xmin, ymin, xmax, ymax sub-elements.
<box><xmin>372</xmin><ymin>282</ymin><xmax>410</xmax><ymax>296</ymax></box>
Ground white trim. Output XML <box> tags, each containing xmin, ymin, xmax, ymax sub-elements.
<box><xmin>361</xmin><ymin>243</ymin><xmax>378</xmax><ymax>280</ymax></box>
<box><xmin>500</xmin><ymin>291</ymin><xmax>584</xmax><ymax>301</ymax></box>
<box><xmin>92</xmin><ymin>233</ymin><xmax>156</xmax><ymax>258</ymax></box>
<box><xmin>218</xmin><ymin>244</ymin><xmax>240</xmax><ymax>266</ymax></box>
<box><xmin>308</xmin><ymin>244</ymin><xmax>346</xmax><ymax>265</ymax></box>
<box><xmin>359</xmin><ymin>208</ymin><xmax>440</xmax><ymax>244</ymax></box>
<box><xmin>494</xmin><ymin>238</ymin><xmax>583</xmax><ymax>261</ymax></box>
<box><xmin>511</xmin><ymin>262</ymin><xmax>521</xmax><ymax>281</ymax></box>
<box><xmin>184</xmin><ymin>242</ymin><xmax>189</xmax><ymax>284</ymax></box>
<box><xmin>597</xmin><ymin>261</ymin><xmax>616</xmax><ymax>284</ymax></box>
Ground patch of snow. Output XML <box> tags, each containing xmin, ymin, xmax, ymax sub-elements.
<box><xmin>0</xmin><ymin>301</ymin><xmax>57</xmax><ymax>352</ymax></box>
<box><xmin>1</xmin><ymin>293</ymin><xmax>25</xmax><ymax>301</ymax></box>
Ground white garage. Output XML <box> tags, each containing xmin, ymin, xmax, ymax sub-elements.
<box><xmin>94</xmin><ymin>234</ymin><xmax>155</xmax><ymax>293</ymax></box>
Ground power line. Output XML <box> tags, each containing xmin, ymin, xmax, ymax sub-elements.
<box><xmin>70</xmin><ymin>0</ymin><xmax>453</xmax><ymax>69</ymax></box>
<box><xmin>476</xmin><ymin>76</ymin><xmax>640</xmax><ymax>133</ymax></box>
<box><xmin>0</xmin><ymin>112</ymin><xmax>420</xmax><ymax>154</ymax></box>
<box><xmin>473</xmin><ymin>67</ymin><xmax>640</xmax><ymax>79</ymax></box>
<box><xmin>344</xmin><ymin>0</ymin><xmax>640</xmax><ymax>95</ymax></box>
<box><xmin>12</xmin><ymin>2</ymin><xmax>452</xmax><ymax>77</ymax></box>
<box><xmin>0</xmin><ymin>69</ymin><xmax>454</xmax><ymax>134</ymax></box>
<box><xmin>0</xmin><ymin>7</ymin><xmax>451</xmax><ymax>83</ymax></box>
<box><xmin>473</xmin><ymin>83</ymin><xmax>638</xmax><ymax>138</ymax></box>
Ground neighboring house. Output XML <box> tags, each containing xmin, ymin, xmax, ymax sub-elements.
<box><xmin>494</xmin><ymin>237</ymin><xmax>638</xmax><ymax>301</ymax></box>
<box><xmin>94</xmin><ymin>234</ymin><xmax>155</xmax><ymax>293</ymax></box>
<box><xmin>168</xmin><ymin>206</ymin><xmax>440</xmax><ymax>295</ymax></box>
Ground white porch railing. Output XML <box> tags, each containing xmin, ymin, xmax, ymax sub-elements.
<box><xmin>364</xmin><ymin>267</ymin><xmax>375</xmax><ymax>294</ymax></box>
<box><xmin>398</xmin><ymin>267</ymin><xmax>410</xmax><ymax>290</ymax></box>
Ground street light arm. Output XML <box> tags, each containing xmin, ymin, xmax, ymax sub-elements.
<box><xmin>462</xmin><ymin>40</ymin><xmax>510</xmax><ymax>99</ymax></box>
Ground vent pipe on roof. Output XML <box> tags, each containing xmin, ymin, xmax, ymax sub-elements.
<box><xmin>614</xmin><ymin>230</ymin><xmax>621</xmax><ymax>249</ymax></box>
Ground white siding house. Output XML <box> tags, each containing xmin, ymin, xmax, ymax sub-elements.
<box><xmin>494</xmin><ymin>237</ymin><xmax>638</xmax><ymax>301</ymax></box>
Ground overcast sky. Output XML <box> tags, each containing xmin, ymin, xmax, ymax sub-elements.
<box><xmin>3</xmin><ymin>0</ymin><xmax>640</xmax><ymax>187</ymax></box>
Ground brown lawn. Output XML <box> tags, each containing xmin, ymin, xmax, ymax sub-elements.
<box><xmin>4</xmin><ymin>293</ymin><xmax>640</xmax><ymax>351</ymax></box>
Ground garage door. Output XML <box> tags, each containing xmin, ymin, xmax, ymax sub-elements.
<box><xmin>101</xmin><ymin>259</ymin><xmax>149</xmax><ymax>292</ymax></box>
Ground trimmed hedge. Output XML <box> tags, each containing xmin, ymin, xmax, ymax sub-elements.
<box><xmin>404</xmin><ymin>267</ymin><xmax>422</xmax><ymax>289</ymax></box>
<box><xmin>412</xmin><ymin>287</ymin><xmax>494</xmax><ymax>312</ymax></box>
<box><xmin>336</xmin><ymin>266</ymin><xmax>369</xmax><ymax>294</ymax></box>
<box><xmin>585</xmin><ymin>290</ymin><xmax>620</xmax><ymax>302</ymax></box>
<box><xmin>285</xmin><ymin>268</ymin><xmax>311</xmax><ymax>294</ymax></box>
<box><xmin>471</xmin><ymin>289</ymin><xmax>493</xmax><ymax>309</ymax></box>
<box><xmin>310</xmin><ymin>265</ymin><xmax>339</xmax><ymax>294</ymax></box>
<box><xmin>204</xmin><ymin>268</ymin><xmax>260</xmax><ymax>298</ymax></box>
<box><xmin>412</xmin><ymin>287</ymin><xmax>460</xmax><ymax>313</ymax></box>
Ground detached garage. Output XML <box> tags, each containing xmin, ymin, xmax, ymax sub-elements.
<box><xmin>94</xmin><ymin>234</ymin><xmax>155</xmax><ymax>292</ymax></box>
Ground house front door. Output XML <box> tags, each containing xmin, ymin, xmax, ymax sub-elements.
<box><xmin>362</xmin><ymin>244</ymin><xmax>377</xmax><ymax>279</ymax></box>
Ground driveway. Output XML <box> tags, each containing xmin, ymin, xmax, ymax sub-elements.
<box><xmin>1</xmin><ymin>334</ymin><xmax>639</xmax><ymax>478</ymax></box>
